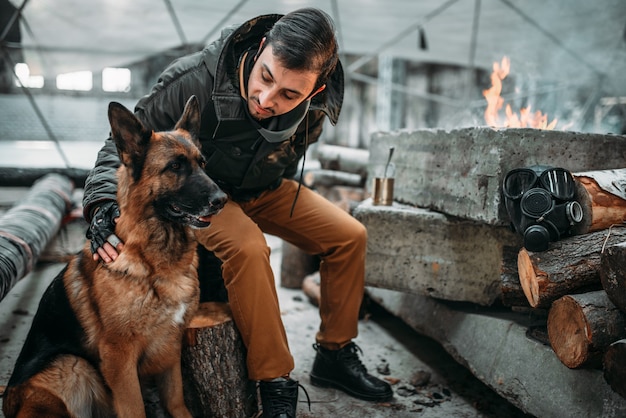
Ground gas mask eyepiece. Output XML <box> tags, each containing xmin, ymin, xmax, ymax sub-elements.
<box><xmin>503</xmin><ymin>165</ymin><xmax>583</xmax><ymax>252</ymax></box>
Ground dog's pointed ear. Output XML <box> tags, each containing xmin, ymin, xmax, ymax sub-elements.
<box><xmin>174</xmin><ymin>96</ymin><xmax>201</xmax><ymax>145</ymax></box>
<box><xmin>108</xmin><ymin>102</ymin><xmax>151</xmax><ymax>167</ymax></box>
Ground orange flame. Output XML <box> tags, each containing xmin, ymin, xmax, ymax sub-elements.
<box><xmin>483</xmin><ymin>56</ymin><xmax>557</xmax><ymax>130</ymax></box>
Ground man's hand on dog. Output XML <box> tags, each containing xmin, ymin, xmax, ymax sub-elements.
<box><xmin>87</xmin><ymin>201</ymin><xmax>124</xmax><ymax>263</ymax></box>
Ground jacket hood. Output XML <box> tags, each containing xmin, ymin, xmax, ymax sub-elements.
<box><xmin>203</xmin><ymin>13</ymin><xmax>344</xmax><ymax>126</ymax></box>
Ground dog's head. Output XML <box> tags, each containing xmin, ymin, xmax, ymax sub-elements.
<box><xmin>107</xmin><ymin>96</ymin><xmax>226</xmax><ymax>228</ymax></box>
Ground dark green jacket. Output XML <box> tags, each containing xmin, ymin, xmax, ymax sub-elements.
<box><xmin>83</xmin><ymin>13</ymin><xmax>344</xmax><ymax>220</ymax></box>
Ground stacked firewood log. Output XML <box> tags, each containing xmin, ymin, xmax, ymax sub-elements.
<box><xmin>501</xmin><ymin>169</ymin><xmax>626</xmax><ymax>399</ymax></box>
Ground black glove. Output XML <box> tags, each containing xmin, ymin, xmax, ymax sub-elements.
<box><xmin>86</xmin><ymin>201</ymin><xmax>121</xmax><ymax>255</ymax></box>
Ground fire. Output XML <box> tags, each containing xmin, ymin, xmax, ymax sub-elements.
<box><xmin>483</xmin><ymin>56</ymin><xmax>557</xmax><ymax>130</ymax></box>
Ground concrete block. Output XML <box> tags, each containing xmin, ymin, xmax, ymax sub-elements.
<box><xmin>354</xmin><ymin>199</ymin><xmax>520</xmax><ymax>306</ymax></box>
<box><xmin>367</xmin><ymin>287</ymin><xmax>626</xmax><ymax>418</ymax></box>
<box><xmin>368</xmin><ymin>128</ymin><xmax>626</xmax><ymax>224</ymax></box>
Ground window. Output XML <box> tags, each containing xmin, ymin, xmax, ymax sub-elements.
<box><xmin>57</xmin><ymin>71</ymin><xmax>93</xmax><ymax>91</ymax></box>
<box><xmin>102</xmin><ymin>67</ymin><xmax>131</xmax><ymax>92</ymax></box>
<box><xmin>14</xmin><ymin>63</ymin><xmax>44</xmax><ymax>88</ymax></box>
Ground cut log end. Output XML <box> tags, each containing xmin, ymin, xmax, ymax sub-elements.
<box><xmin>188</xmin><ymin>302</ymin><xmax>232</xmax><ymax>328</ymax></box>
<box><xmin>185</xmin><ymin>302</ymin><xmax>234</xmax><ymax>347</ymax></box>
<box><xmin>518</xmin><ymin>248</ymin><xmax>541</xmax><ymax>308</ymax></box>
<box><xmin>547</xmin><ymin>295</ymin><xmax>590</xmax><ymax>369</ymax></box>
<box><xmin>574</xmin><ymin>175</ymin><xmax>626</xmax><ymax>234</ymax></box>
<box><xmin>547</xmin><ymin>291</ymin><xmax>626</xmax><ymax>369</ymax></box>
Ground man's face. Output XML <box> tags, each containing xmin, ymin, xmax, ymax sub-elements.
<box><xmin>245</xmin><ymin>44</ymin><xmax>319</xmax><ymax>120</ymax></box>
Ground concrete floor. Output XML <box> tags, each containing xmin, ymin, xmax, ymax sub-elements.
<box><xmin>0</xmin><ymin>184</ymin><xmax>532</xmax><ymax>417</ymax></box>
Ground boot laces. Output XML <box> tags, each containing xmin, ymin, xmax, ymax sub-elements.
<box><xmin>338</xmin><ymin>343</ymin><xmax>367</xmax><ymax>373</ymax></box>
<box><xmin>299</xmin><ymin>382</ymin><xmax>311</xmax><ymax>411</ymax></box>
<box><xmin>260</xmin><ymin>380</ymin><xmax>311</xmax><ymax>416</ymax></box>
<box><xmin>314</xmin><ymin>342</ymin><xmax>368</xmax><ymax>373</ymax></box>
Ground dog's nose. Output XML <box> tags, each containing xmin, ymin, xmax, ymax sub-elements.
<box><xmin>210</xmin><ymin>190</ymin><xmax>227</xmax><ymax>210</ymax></box>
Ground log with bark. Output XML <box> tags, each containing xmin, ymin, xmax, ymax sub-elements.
<box><xmin>315</xmin><ymin>144</ymin><xmax>369</xmax><ymax>177</ymax></box>
<box><xmin>280</xmin><ymin>240</ymin><xmax>319</xmax><ymax>289</ymax></box>
<box><xmin>573</xmin><ymin>169</ymin><xmax>626</xmax><ymax>235</ymax></box>
<box><xmin>0</xmin><ymin>167</ymin><xmax>89</xmax><ymax>188</ymax></box>
<box><xmin>180</xmin><ymin>302</ymin><xmax>256</xmax><ymax>417</ymax></box>
<box><xmin>0</xmin><ymin>174</ymin><xmax>73</xmax><ymax>302</ymax></box>
<box><xmin>303</xmin><ymin>168</ymin><xmax>364</xmax><ymax>188</ymax></box>
<box><xmin>603</xmin><ymin>339</ymin><xmax>626</xmax><ymax>399</ymax></box>
<box><xmin>517</xmin><ymin>227</ymin><xmax>626</xmax><ymax>308</ymax></box>
<box><xmin>500</xmin><ymin>245</ymin><xmax>529</xmax><ymax>307</ymax></box>
<box><xmin>547</xmin><ymin>290</ymin><xmax>626</xmax><ymax>369</ymax></box>
<box><xmin>302</xmin><ymin>271</ymin><xmax>321</xmax><ymax>307</ymax></box>
<box><xmin>600</xmin><ymin>240</ymin><xmax>626</xmax><ymax>314</ymax></box>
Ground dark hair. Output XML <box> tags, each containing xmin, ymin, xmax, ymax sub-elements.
<box><xmin>264</xmin><ymin>8</ymin><xmax>339</xmax><ymax>90</ymax></box>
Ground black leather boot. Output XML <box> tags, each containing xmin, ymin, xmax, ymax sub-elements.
<box><xmin>258</xmin><ymin>378</ymin><xmax>299</xmax><ymax>418</ymax></box>
<box><xmin>310</xmin><ymin>343</ymin><xmax>393</xmax><ymax>402</ymax></box>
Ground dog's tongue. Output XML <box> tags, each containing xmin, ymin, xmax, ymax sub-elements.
<box><xmin>198</xmin><ymin>215</ymin><xmax>213</xmax><ymax>223</ymax></box>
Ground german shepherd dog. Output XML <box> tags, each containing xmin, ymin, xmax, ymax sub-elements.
<box><xmin>2</xmin><ymin>95</ymin><xmax>227</xmax><ymax>418</ymax></box>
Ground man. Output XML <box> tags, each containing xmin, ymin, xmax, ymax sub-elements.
<box><xmin>83</xmin><ymin>8</ymin><xmax>393</xmax><ymax>417</ymax></box>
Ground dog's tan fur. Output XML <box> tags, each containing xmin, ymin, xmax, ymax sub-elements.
<box><xmin>2</xmin><ymin>96</ymin><xmax>226</xmax><ymax>418</ymax></box>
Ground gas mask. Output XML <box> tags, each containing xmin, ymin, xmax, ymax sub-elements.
<box><xmin>503</xmin><ymin>165</ymin><xmax>583</xmax><ymax>252</ymax></box>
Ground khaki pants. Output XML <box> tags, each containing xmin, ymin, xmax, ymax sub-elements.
<box><xmin>194</xmin><ymin>179</ymin><xmax>366</xmax><ymax>381</ymax></box>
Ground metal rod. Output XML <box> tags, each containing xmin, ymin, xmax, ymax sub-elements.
<box><xmin>498</xmin><ymin>0</ymin><xmax>602</xmax><ymax>77</ymax></box>
<box><xmin>384</xmin><ymin>147</ymin><xmax>395</xmax><ymax>179</ymax></box>
<box><xmin>162</xmin><ymin>0</ymin><xmax>188</xmax><ymax>46</ymax></box>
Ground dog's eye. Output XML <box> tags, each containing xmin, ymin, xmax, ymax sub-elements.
<box><xmin>170</xmin><ymin>161</ymin><xmax>181</xmax><ymax>171</ymax></box>
<box><xmin>199</xmin><ymin>159</ymin><xmax>206</xmax><ymax>169</ymax></box>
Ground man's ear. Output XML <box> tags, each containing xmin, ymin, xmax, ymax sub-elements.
<box><xmin>254</xmin><ymin>37</ymin><xmax>267</xmax><ymax>61</ymax></box>
<box><xmin>307</xmin><ymin>84</ymin><xmax>326</xmax><ymax>100</ymax></box>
